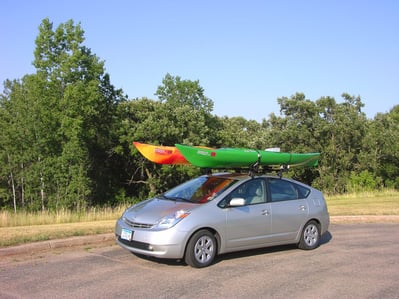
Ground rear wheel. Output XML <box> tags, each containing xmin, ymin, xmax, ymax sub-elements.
<box><xmin>185</xmin><ymin>230</ymin><xmax>216</xmax><ymax>268</ymax></box>
<box><xmin>298</xmin><ymin>220</ymin><xmax>320</xmax><ymax>250</ymax></box>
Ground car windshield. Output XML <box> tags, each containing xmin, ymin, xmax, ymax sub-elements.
<box><xmin>162</xmin><ymin>176</ymin><xmax>237</xmax><ymax>204</ymax></box>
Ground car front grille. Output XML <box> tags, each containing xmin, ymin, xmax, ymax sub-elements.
<box><xmin>124</xmin><ymin>218</ymin><xmax>154</xmax><ymax>229</ymax></box>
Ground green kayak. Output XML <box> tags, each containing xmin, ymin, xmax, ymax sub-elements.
<box><xmin>175</xmin><ymin>144</ymin><xmax>320</xmax><ymax>169</ymax></box>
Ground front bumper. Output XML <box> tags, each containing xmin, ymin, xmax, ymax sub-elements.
<box><xmin>115</xmin><ymin>218</ymin><xmax>188</xmax><ymax>259</ymax></box>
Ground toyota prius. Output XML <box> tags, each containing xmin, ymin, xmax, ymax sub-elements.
<box><xmin>115</xmin><ymin>172</ymin><xmax>330</xmax><ymax>268</ymax></box>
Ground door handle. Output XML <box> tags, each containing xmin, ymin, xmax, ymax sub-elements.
<box><xmin>262</xmin><ymin>209</ymin><xmax>269</xmax><ymax>215</ymax></box>
<box><xmin>299</xmin><ymin>205</ymin><xmax>306</xmax><ymax>211</ymax></box>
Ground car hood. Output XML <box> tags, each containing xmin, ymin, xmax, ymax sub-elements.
<box><xmin>123</xmin><ymin>197</ymin><xmax>198</xmax><ymax>224</ymax></box>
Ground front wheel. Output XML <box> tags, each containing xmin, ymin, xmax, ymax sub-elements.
<box><xmin>298</xmin><ymin>220</ymin><xmax>320</xmax><ymax>250</ymax></box>
<box><xmin>185</xmin><ymin>230</ymin><xmax>217</xmax><ymax>268</ymax></box>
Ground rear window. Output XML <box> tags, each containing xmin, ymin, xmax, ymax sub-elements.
<box><xmin>268</xmin><ymin>178</ymin><xmax>310</xmax><ymax>201</ymax></box>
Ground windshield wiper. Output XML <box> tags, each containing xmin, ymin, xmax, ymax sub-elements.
<box><xmin>172</xmin><ymin>196</ymin><xmax>192</xmax><ymax>203</ymax></box>
<box><xmin>158</xmin><ymin>194</ymin><xmax>175</xmax><ymax>201</ymax></box>
<box><xmin>159</xmin><ymin>194</ymin><xmax>191</xmax><ymax>202</ymax></box>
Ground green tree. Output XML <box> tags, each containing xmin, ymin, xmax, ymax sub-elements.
<box><xmin>265</xmin><ymin>93</ymin><xmax>368</xmax><ymax>192</ymax></box>
<box><xmin>156</xmin><ymin>73</ymin><xmax>213</xmax><ymax>114</ymax></box>
<box><xmin>0</xmin><ymin>76</ymin><xmax>55</xmax><ymax>211</ymax></box>
<box><xmin>34</xmin><ymin>18</ymin><xmax>126</xmax><ymax>208</ymax></box>
<box><xmin>115</xmin><ymin>97</ymin><xmax>202</xmax><ymax>198</ymax></box>
<box><xmin>155</xmin><ymin>73</ymin><xmax>215</xmax><ymax>145</ymax></box>
<box><xmin>360</xmin><ymin>105</ymin><xmax>399</xmax><ymax>188</ymax></box>
<box><xmin>314</xmin><ymin>94</ymin><xmax>367</xmax><ymax>192</ymax></box>
<box><xmin>266</xmin><ymin>93</ymin><xmax>322</xmax><ymax>184</ymax></box>
<box><xmin>114</xmin><ymin>74</ymin><xmax>218</xmax><ymax>198</ymax></box>
<box><xmin>215</xmin><ymin>116</ymin><xmax>265</xmax><ymax>149</ymax></box>
<box><xmin>0</xmin><ymin>18</ymin><xmax>125</xmax><ymax>211</ymax></box>
<box><xmin>269</xmin><ymin>93</ymin><xmax>321</xmax><ymax>152</ymax></box>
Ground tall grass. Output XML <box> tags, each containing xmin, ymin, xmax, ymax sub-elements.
<box><xmin>0</xmin><ymin>205</ymin><xmax>128</xmax><ymax>227</ymax></box>
<box><xmin>1</xmin><ymin>189</ymin><xmax>399</xmax><ymax>227</ymax></box>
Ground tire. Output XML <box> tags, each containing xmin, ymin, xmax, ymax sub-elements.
<box><xmin>185</xmin><ymin>229</ymin><xmax>217</xmax><ymax>268</ymax></box>
<box><xmin>298</xmin><ymin>220</ymin><xmax>320</xmax><ymax>250</ymax></box>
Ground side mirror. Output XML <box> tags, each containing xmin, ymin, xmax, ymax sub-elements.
<box><xmin>229</xmin><ymin>197</ymin><xmax>245</xmax><ymax>207</ymax></box>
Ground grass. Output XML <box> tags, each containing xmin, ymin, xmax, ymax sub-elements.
<box><xmin>0</xmin><ymin>206</ymin><xmax>127</xmax><ymax>227</ymax></box>
<box><xmin>325</xmin><ymin>189</ymin><xmax>399</xmax><ymax>216</ymax></box>
<box><xmin>0</xmin><ymin>206</ymin><xmax>127</xmax><ymax>247</ymax></box>
<box><xmin>0</xmin><ymin>220</ymin><xmax>115</xmax><ymax>247</ymax></box>
<box><xmin>1</xmin><ymin>189</ymin><xmax>399</xmax><ymax>248</ymax></box>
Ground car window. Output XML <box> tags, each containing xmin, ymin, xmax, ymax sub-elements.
<box><xmin>165</xmin><ymin>176</ymin><xmax>237</xmax><ymax>204</ymax></box>
<box><xmin>268</xmin><ymin>179</ymin><xmax>299</xmax><ymax>202</ymax></box>
<box><xmin>296</xmin><ymin>183</ymin><xmax>311</xmax><ymax>198</ymax></box>
<box><xmin>219</xmin><ymin>179</ymin><xmax>266</xmax><ymax>207</ymax></box>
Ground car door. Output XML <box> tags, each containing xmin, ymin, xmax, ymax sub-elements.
<box><xmin>223</xmin><ymin>179</ymin><xmax>272</xmax><ymax>249</ymax></box>
<box><xmin>267</xmin><ymin>178</ymin><xmax>309</xmax><ymax>242</ymax></box>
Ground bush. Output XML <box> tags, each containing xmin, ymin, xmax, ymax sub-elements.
<box><xmin>347</xmin><ymin>170</ymin><xmax>381</xmax><ymax>192</ymax></box>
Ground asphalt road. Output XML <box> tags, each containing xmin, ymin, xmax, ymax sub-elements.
<box><xmin>1</xmin><ymin>223</ymin><xmax>399</xmax><ymax>299</ymax></box>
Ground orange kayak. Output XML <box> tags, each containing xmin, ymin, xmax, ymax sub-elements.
<box><xmin>133</xmin><ymin>142</ymin><xmax>189</xmax><ymax>165</ymax></box>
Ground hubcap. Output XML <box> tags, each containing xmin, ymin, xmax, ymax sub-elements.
<box><xmin>304</xmin><ymin>224</ymin><xmax>319</xmax><ymax>246</ymax></box>
<box><xmin>194</xmin><ymin>235</ymin><xmax>214</xmax><ymax>264</ymax></box>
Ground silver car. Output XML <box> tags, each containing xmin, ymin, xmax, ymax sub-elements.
<box><xmin>115</xmin><ymin>172</ymin><xmax>330</xmax><ymax>268</ymax></box>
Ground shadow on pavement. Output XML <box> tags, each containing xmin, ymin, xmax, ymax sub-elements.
<box><xmin>131</xmin><ymin>231</ymin><xmax>333</xmax><ymax>268</ymax></box>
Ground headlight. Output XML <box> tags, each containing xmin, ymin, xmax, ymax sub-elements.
<box><xmin>155</xmin><ymin>210</ymin><xmax>190</xmax><ymax>230</ymax></box>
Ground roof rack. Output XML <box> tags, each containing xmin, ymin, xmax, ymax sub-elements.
<box><xmin>201</xmin><ymin>163</ymin><xmax>291</xmax><ymax>179</ymax></box>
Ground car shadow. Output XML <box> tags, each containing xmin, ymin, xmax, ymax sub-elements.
<box><xmin>131</xmin><ymin>231</ymin><xmax>333</xmax><ymax>267</ymax></box>
<box><xmin>131</xmin><ymin>252</ymin><xmax>184</xmax><ymax>266</ymax></box>
<box><xmin>215</xmin><ymin>244</ymin><xmax>298</xmax><ymax>264</ymax></box>
<box><xmin>320</xmin><ymin>230</ymin><xmax>333</xmax><ymax>245</ymax></box>
<box><xmin>215</xmin><ymin>231</ymin><xmax>333</xmax><ymax>265</ymax></box>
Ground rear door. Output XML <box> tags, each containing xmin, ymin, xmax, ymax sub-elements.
<box><xmin>267</xmin><ymin>178</ymin><xmax>309</xmax><ymax>242</ymax></box>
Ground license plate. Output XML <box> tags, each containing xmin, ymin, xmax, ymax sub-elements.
<box><xmin>121</xmin><ymin>228</ymin><xmax>133</xmax><ymax>241</ymax></box>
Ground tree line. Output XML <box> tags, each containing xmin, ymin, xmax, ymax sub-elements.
<box><xmin>1</xmin><ymin>19</ymin><xmax>398</xmax><ymax>212</ymax></box>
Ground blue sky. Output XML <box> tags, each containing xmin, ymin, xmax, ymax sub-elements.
<box><xmin>1</xmin><ymin>0</ymin><xmax>398</xmax><ymax>121</ymax></box>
